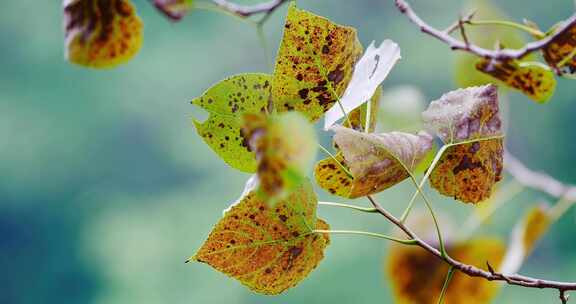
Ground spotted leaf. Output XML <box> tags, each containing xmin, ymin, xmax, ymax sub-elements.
<box><xmin>242</xmin><ymin>112</ymin><xmax>317</xmax><ymax>201</ymax></box>
<box><xmin>476</xmin><ymin>59</ymin><xmax>556</xmax><ymax>103</ymax></box>
<box><xmin>324</xmin><ymin>40</ymin><xmax>400</xmax><ymax>129</ymax></box>
<box><xmin>500</xmin><ymin>205</ymin><xmax>551</xmax><ymax>274</ymax></box>
<box><xmin>153</xmin><ymin>0</ymin><xmax>193</xmax><ymax>21</ymax></box>
<box><xmin>192</xmin><ymin>73</ymin><xmax>272</xmax><ymax>173</ymax></box>
<box><xmin>387</xmin><ymin>238</ymin><xmax>505</xmax><ymax>304</ymax></box>
<box><xmin>314</xmin><ymin>152</ymin><xmax>354</xmax><ymax>198</ymax></box>
<box><xmin>64</xmin><ymin>0</ymin><xmax>143</xmax><ymax>68</ymax></box>
<box><xmin>328</xmin><ymin>126</ymin><xmax>433</xmax><ymax>198</ymax></box>
<box><xmin>272</xmin><ymin>3</ymin><xmax>363</xmax><ymax>122</ymax></box>
<box><xmin>423</xmin><ymin>85</ymin><xmax>504</xmax><ymax>204</ymax></box>
<box><xmin>191</xmin><ymin>179</ymin><xmax>330</xmax><ymax>295</ymax></box>
<box><xmin>540</xmin><ymin>21</ymin><xmax>576</xmax><ymax>77</ymax></box>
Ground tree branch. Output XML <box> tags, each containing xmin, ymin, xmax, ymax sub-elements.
<box><xmin>211</xmin><ymin>0</ymin><xmax>289</xmax><ymax>17</ymax></box>
<box><xmin>393</xmin><ymin>0</ymin><xmax>576</xmax><ymax>61</ymax></box>
<box><xmin>505</xmin><ymin>151</ymin><xmax>576</xmax><ymax>201</ymax></box>
<box><xmin>365</xmin><ymin>195</ymin><xmax>576</xmax><ymax>296</ymax></box>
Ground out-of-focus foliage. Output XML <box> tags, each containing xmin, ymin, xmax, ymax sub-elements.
<box><xmin>64</xmin><ymin>0</ymin><xmax>143</xmax><ymax>68</ymax></box>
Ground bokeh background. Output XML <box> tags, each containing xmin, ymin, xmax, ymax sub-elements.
<box><xmin>2</xmin><ymin>0</ymin><xmax>576</xmax><ymax>303</ymax></box>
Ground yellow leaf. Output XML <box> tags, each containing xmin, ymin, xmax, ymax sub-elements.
<box><xmin>64</xmin><ymin>0</ymin><xmax>143</xmax><ymax>68</ymax></box>
<box><xmin>387</xmin><ymin>238</ymin><xmax>505</xmax><ymax>304</ymax></box>
<box><xmin>423</xmin><ymin>85</ymin><xmax>504</xmax><ymax>204</ymax></box>
<box><xmin>192</xmin><ymin>179</ymin><xmax>329</xmax><ymax>295</ymax></box>
<box><xmin>272</xmin><ymin>3</ymin><xmax>363</xmax><ymax>122</ymax></box>
<box><xmin>541</xmin><ymin>21</ymin><xmax>576</xmax><ymax>77</ymax></box>
<box><xmin>314</xmin><ymin>152</ymin><xmax>354</xmax><ymax>198</ymax></box>
<box><xmin>322</xmin><ymin>127</ymin><xmax>433</xmax><ymax>198</ymax></box>
<box><xmin>500</xmin><ymin>205</ymin><xmax>551</xmax><ymax>274</ymax></box>
<box><xmin>476</xmin><ymin>60</ymin><xmax>556</xmax><ymax>103</ymax></box>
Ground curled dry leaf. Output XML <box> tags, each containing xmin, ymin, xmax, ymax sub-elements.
<box><xmin>64</xmin><ymin>0</ymin><xmax>143</xmax><ymax>68</ymax></box>
<box><xmin>192</xmin><ymin>179</ymin><xmax>330</xmax><ymax>295</ymax></box>
<box><xmin>242</xmin><ymin>112</ymin><xmax>317</xmax><ymax>201</ymax></box>
<box><xmin>324</xmin><ymin>40</ymin><xmax>401</xmax><ymax>130</ymax></box>
<box><xmin>272</xmin><ymin>3</ymin><xmax>363</xmax><ymax>122</ymax></box>
<box><xmin>153</xmin><ymin>0</ymin><xmax>193</xmax><ymax>21</ymax></box>
<box><xmin>500</xmin><ymin>205</ymin><xmax>551</xmax><ymax>275</ymax></box>
<box><xmin>423</xmin><ymin>84</ymin><xmax>504</xmax><ymax>204</ymax></box>
<box><xmin>476</xmin><ymin>59</ymin><xmax>556</xmax><ymax>103</ymax></box>
<box><xmin>387</xmin><ymin>238</ymin><xmax>505</xmax><ymax>304</ymax></box>
<box><xmin>316</xmin><ymin>126</ymin><xmax>433</xmax><ymax>198</ymax></box>
<box><xmin>192</xmin><ymin>73</ymin><xmax>272</xmax><ymax>173</ymax></box>
<box><xmin>540</xmin><ymin>21</ymin><xmax>576</xmax><ymax>77</ymax></box>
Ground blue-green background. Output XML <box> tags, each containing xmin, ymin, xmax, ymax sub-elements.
<box><xmin>1</xmin><ymin>0</ymin><xmax>575</xmax><ymax>303</ymax></box>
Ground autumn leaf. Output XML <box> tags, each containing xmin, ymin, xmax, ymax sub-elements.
<box><xmin>314</xmin><ymin>152</ymin><xmax>354</xmax><ymax>198</ymax></box>
<box><xmin>324</xmin><ymin>40</ymin><xmax>401</xmax><ymax>129</ymax></box>
<box><xmin>272</xmin><ymin>3</ymin><xmax>363</xmax><ymax>122</ymax></box>
<box><xmin>191</xmin><ymin>179</ymin><xmax>330</xmax><ymax>295</ymax></box>
<box><xmin>539</xmin><ymin>21</ymin><xmax>576</xmax><ymax>77</ymax></box>
<box><xmin>192</xmin><ymin>73</ymin><xmax>272</xmax><ymax>173</ymax></box>
<box><xmin>64</xmin><ymin>0</ymin><xmax>143</xmax><ymax>68</ymax></box>
<box><xmin>387</xmin><ymin>238</ymin><xmax>505</xmax><ymax>304</ymax></box>
<box><xmin>476</xmin><ymin>59</ymin><xmax>556</xmax><ymax>103</ymax></box>
<box><xmin>454</xmin><ymin>0</ymin><xmax>530</xmax><ymax>87</ymax></box>
<box><xmin>500</xmin><ymin>205</ymin><xmax>551</xmax><ymax>275</ymax></box>
<box><xmin>318</xmin><ymin>126</ymin><xmax>433</xmax><ymax>198</ymax></box>
<box><xmin>153</xmin><ymin>0</ymin><xmax>193</xmax><ymax>21</ymax></box>
<box><xmin>242</xmin><ymin>112</ymin><xmax>317</xmax><ymax>201</ymax></box>
<box><xmin>423</xmin><ymin>84</ymin><xmax>504</xmax><ymax>204</ymax></box>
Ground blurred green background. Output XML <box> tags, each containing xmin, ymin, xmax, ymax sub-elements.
<box><xmin>1</xmin><ymin>0</ymin><xmax>576</xmax><ymax>303</ymax></box>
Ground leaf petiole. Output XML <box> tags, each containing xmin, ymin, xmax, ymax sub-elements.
<box><xmin>437</xmin><ymin>266</ymin><xmax>455</xmax><ymax>304</ymax></box>
<box><xmin>467</xmin><ymin>20</ymin><xmax>545</xmax><ymax>38</ymax></box>
<box><xmin>313</xmin><ymin>229</ymin><xmax>417</xmax><ymax>245</ymax></box>
<box><xmin>318</xmin><ymin>201</ymin><xmax>378</xmax><ymax>213</ymax></box>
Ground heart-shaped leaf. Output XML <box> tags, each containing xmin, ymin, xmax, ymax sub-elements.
<box><xmin>272</xmin><ymin>3</ymin><xmax>363</xmax><ymax>122</ymax></box>
<box><xmin>476</xmin><ymin>60</ymin><xmax>556</xmax><ymax>103</ymax></box>
<box><xmin>191</xmin><ymin>179</ymin><xmax>330</xmax><ymax>295</ymax></box>
<box><xmin>387</xmin><ymin>238</ymin><xmax>505</xmax><ymax>304</ymax></box>
<box><xmin>242</xmin><ymin>112</ymin><xmax>317</xmax><ymax>201</ymax></box>
<box><xmin>192</xmin><ymin>73</ymin><xmax>272</xmax><ymax>173</ymax></box>
<box><xmin>500</xmin><ymin>205</ymin><xmax>551</xmax><ymax>275</ymax></box>
<box><xmin>423</xmin><ymin>85</ymin><xmax>504</xmax><ymax>204</ymax></box>
<box><xmin>324</xmin><ymin>40</ymin><xmax>401</xmax><ymax>130</ymax></box>
<box><xmin>64</xmin><ymin>0</ymin><xmax>143</xmax><ymax>68</ymax></box>
<box><xmin>319</xmin><ymin>126</ymin><xmax>433</xmax><ymax>198</ymax></box>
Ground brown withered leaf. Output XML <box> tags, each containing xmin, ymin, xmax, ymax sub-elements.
<box><xmin>272</xmin><ymin>3</ymin><xmax>363</xmax><ymax>122</ymax></box>
<box><xmin>476</xmin><ymin>59</ymin><xmax>556</xmax><ymax>103</ymax></box>
<box><xmin>191</xmin><ymin>179</ymin><xmax>330</xmax><ymax>295</ymax></box>
<box><xmin>326</xmin><ymin>126</ymin><xmax>433</xmax><ymax>198</ymax></box>
<box><xmin>387</xmin><ymin>238</ymin><xmax>505</xmax><ymax>304</ymax></box>
<box><xmin>64</xmin><ymin>0</ymin><xmax>143</xmax><ymax>68</ymax></box>
<box><xmin>242</xmin><ymin>112</ymin><xmax>317</xmax><ymax>201</ymax></box>
<box><xmin>500</xmin><ymin>205</ymin><xmax>551</xmax><ymax>274</ymax></box>
<box><xmin>541</xmin><ymin>21</ymin><xmax>576</xmax><ymax>77</ymax></box>
<box><xmin>422</xmin><ymin>85</ymin><xmax>504</xmax><ymax>204</ymax></box>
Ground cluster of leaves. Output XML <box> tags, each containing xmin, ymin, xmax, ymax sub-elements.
<box><xmin>184</xmin><ymin>4</ymin><xmax>551</xmax><ymax>299</ymax></box>
<box><xmin>454</xmin><ymin>0</ymin><xmax>576</xmax><ymax>103</ymax></box>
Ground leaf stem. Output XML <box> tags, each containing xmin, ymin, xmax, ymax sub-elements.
<box><xmin>317</xmin><ymin>143</ymin><xmax>354</xmax><ymax>178</ymax></box>
<box><xmin>313</xmin><ymin>229</ymin><xmax>417</xmax><ymax>245</ymax></box>
<box><xmin>437</xmin><ymin>266</ymin><xmax>455</xmax><ymax>304</ymax></box>
<box><xmin>467</xmin><ymin>20</ymin><xmax>545</xmax><ymax>38</ymax></box>
<box><xmin>318</xmin><ymin>201</ymin><xmax>378</xmax><ymax>213</ymax></box>
<box><xmin>548</xmin><ymin>197</ymin><xmax>576</xmax><ymax>222</ymax></box>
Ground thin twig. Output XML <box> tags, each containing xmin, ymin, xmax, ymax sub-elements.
<box><xmin>505</xmin><ymin>150</ymin><xmax>576</xmax><ymax>201</ymax></box>
<box><xmin>211</xmin><ymin>0</ymin><xmax>289</xmax><ymax>17</ymax></box>
<box><xmin>394</xmin><ymin>0</ymin><xmax>576</xmax><ymax>61</ymax></box>
<box><xmin>365</xmin><ymin>195</ymin><xmax>576</xmax><ymax>294</ymax></box>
